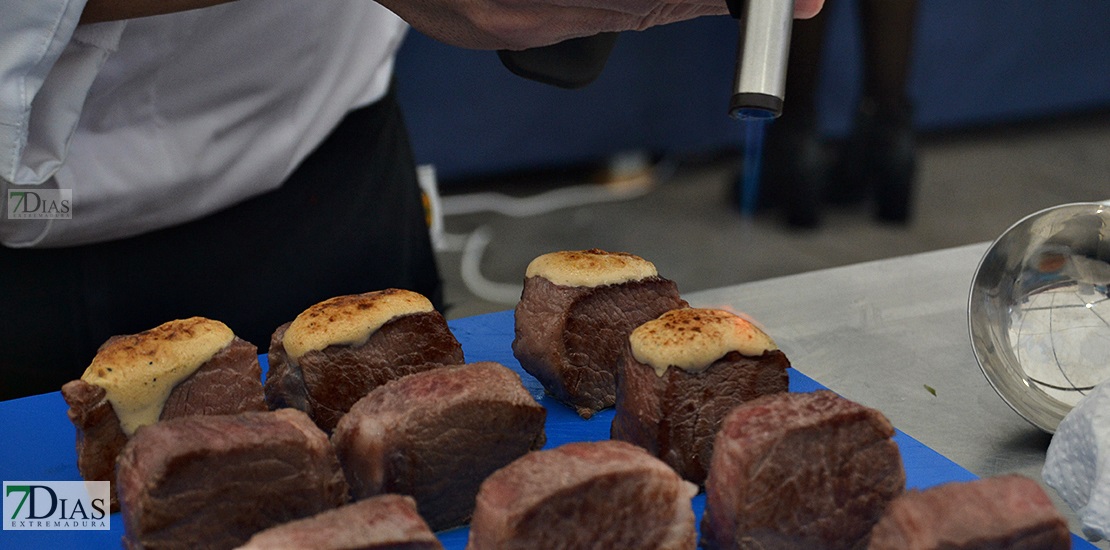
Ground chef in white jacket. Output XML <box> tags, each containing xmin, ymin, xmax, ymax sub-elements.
<box><xmin>0</xmin><ymin>0</ymin><xmax>823</xmax><ymax>398</ymax></box>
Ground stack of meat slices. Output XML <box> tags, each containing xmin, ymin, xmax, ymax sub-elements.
<box><xmin>60</xmin><ymin>262</ymin><xmax>1080</xmax><ymax>548</ymax></box>
<box><xmin>61</xmin><ymin>317</ymin><xmax>266</xmax><ymax>510</ymax></box>
<box><xmin>113</xmin><ymin>359</ymin><xmax>547</xmax><ymax>547</ymax></box>
<box><xmin>699</xmin><ymin>389</ymin><xmax>1071</xmax><ymax>549</ymax></box>
<box><xmin>512</xmin><ymin>249</ymin><xmax>687</xmax><ymax>419</ymax></box>
<box><xmin>265</xmin><ymin>288</ymin><xmax>465</xmax><ymax>432</ymax></box>
<box><xmin>611</xmin><ymin>307</ymin><xmax>790</xmax><ymax>485</ymax></box>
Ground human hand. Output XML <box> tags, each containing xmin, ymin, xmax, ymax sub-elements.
<box><xmin>377</xmin><ymin>0</ymin><xmax>825</xmax><ymax>50</ymax></box>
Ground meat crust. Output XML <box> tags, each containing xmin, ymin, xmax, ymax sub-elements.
<box><xmin>265</xmin><ymin>310</ymin><xmax>465</xmax><ymax>432</ymax></box>
<box><xmin>62</xmin><ymin>336</ymin><xmax>266</xmax><ymax>510</ymax></box>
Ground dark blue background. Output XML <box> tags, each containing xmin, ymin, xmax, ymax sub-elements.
<box><xmin>394</xmin><ymin>0</ymin><xmax>1110</xmax><ymax>181</ymax></box>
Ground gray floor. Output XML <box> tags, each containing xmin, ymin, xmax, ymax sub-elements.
<box><xmin>429</xmin><ymin>112</ymin><xmax>1110</xmax><ymax>548</ymax></box>
<box><xmin>433</xmin><ymin>111</ymin><xmax>1110</xmax><ymax>320</ymax></box>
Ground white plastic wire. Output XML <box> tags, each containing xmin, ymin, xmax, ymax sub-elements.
<box><xmin>439</xmin><ymin>180</ymin><xmax>652</xmax><ymax>218</ymax></box>
<box><xmin>459</xmin><ymin>225</ymin><xmax>524</xmax><ymax>304</ymax></box>
<box><xmin>430</xmin><ymin>156</ymin><xmax>675</xmax><ymax>306</ymax></box>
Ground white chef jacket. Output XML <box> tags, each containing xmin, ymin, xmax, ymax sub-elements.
<box><xmin>0</xmin><ymin>0</ymin><xmax>409</xmax><ymax>248</ymax></box>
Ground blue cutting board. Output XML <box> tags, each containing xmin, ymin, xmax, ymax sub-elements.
<box><xmin>0</xmin><ymin>310</ymin><xmax>1094</xmax><ymax>548</ymax></box>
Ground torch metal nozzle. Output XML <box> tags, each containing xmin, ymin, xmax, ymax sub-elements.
<box><xmin>730</xmin><ymin>0</ymin><xmax>795</xmax><ymax>119</ymax></box>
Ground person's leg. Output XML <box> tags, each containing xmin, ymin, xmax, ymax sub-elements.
<box><xmin>780</xmin><ymin>7</ymin><xmax>828</xmax><ymax>128</ymax></box>
<box><xmin>843</xmin><ymin>0</ymin><xmax>919</xmax><ymax>222</ymax></box>
<box><xmin>758</xmin><ymin>8</ymin><xmax>831</xmax><ymax>228</ymax></box>
<box><xmin>0</xmin><ymin>87</ymin><xmax>441</xmax><ymax>399</ymax></box>
<box><xmin>859</xmin><ymin>0</ymin><xmax>917</xmax><ymax>116</ymax></box>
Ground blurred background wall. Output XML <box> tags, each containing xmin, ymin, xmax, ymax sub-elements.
<box><xmin>393</xmin><ymin>0</ymin><xmax>1110</xmax><ymax>183</ymax></box>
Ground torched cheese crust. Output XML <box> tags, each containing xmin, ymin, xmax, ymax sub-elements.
<box><xmin>282</xmin><ymin>289</ymin><xmax>434</xmax><ymax>361</ymax></box>
<box><xmin>525</xmin><ymin>249</ymin><xmax>658</xmax><ymax>288</ymax></box>
<box><xmin>81</xmin><ymin>317</ymin><xmax>234</xmax><ymax>435</ymax></box>
<box><xmin>629</xmin><ymin>308</ymin><xmax>777</xmax><ymax>377</ymax></box>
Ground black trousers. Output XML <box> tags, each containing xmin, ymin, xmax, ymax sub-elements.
<box><xmin>0</xmin><ymin>88</ymin><xmax>442</xmax><ymax>400</ymax></box>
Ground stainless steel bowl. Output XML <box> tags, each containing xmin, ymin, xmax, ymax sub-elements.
<box><xmin>969</xmin><ymin>201</ymin><xmax>1110</xmax><ymax>433</ymax></box>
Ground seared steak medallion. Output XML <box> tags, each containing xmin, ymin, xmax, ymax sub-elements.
<box><xmin>61</xmin><ymin>317</ymin><xmax>266</xmax><ymax>510</ymax></box>
<box><xmin>702</xmin><ymin>390</ymin><xmax>905</xmax><ymax>550</ymax></box>
<box><xmin>468</xmin><ymin>440</ymin><xmax>698</xmax><ymax>550</ymax></box>
<box><xmin>265</xmin><ymin>289</ymin><xmax>465</xmax><ymax>432</ymax></box>
<box><xmin>512</xmin><ymin>249</ymin><xmax>687</xmax><ymax>418</ymax></box>
<box><xmin>331</xmin><ymin>361</ymin><xmax>546</xmax><ymax>531</ymax></box>
<box><xmin>117</xmin><ymin>409</ymin><xmax>348</xmax><ymax>550</ymax></box>
<box><xmin>240</xmin><ymin>494</ymin><xmax>444</xmax><ymax>550</ymax></box>
<box><xmin>868</xmin><ymin>475</ymin><xmax>1070</xmax><ymax>550</ymax></box>
<box><xmin>611</xmin><ymin>308</ymin><xmax>790</xmax><ymax>485</ymax></box>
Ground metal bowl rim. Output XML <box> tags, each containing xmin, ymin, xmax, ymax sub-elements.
<box><xmin>967</xmin><ymin>201</ymin><xmax>1110</xmax><ymax>433</ymax></box>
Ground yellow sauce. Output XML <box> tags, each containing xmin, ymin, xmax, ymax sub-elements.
<box><xmin>81</xmin><ymin>317</ymin><xmax>234</xmax><ymax>435</ymax></box>
<box><xmin>629</xmin><ymin>308</ymin><xmax>777</xmax><ymax>377</ymax></box>
<box><xmin>282</xmin><ymin>289</ymin><xmax>433</xmax><ymax>361</ymax></box>
<box><xmin>525</xmin><ymin>249</ymin><xmax>658</xmax><ymax>288</ymax></box>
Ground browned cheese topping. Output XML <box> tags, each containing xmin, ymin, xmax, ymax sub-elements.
<box><xmin>629</xmin><ymin>308</ymin><xmax>777</xmax><ymax>377</ymax></box>
<box><xmin>282</xmin><ymin>289</ymin><xmax>433</xmax><ymax>361</ymax></box>
<box><xmin>525</xmin><ymin>249</ymin><xmax>658</xmax><ymax>288</ymax></box>
<box><xmin>81</xmin><ymin>317</ymin><xmax>234</xmax><ymax>435</ymax></box>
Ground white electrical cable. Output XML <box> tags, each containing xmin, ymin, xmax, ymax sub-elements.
<box><xmin>438</xmin><ymin>156</ymin><xmax>678</xmax><ymax>306</ymax></box>
<box><xmin>437</xmin><ymin>231</ymin><xmax>470</xmax><ymax>253</ymax></box>
<box><xmin>440</xmin><ymin>182</ymin><xmax>651</xmax><ymax>218</ymax></box>
<box><xmin>459</xmin><ymin>225</ymin><xmax>524</xmax><ymax>304</ymax></box>
<box><xmin>440</xmin><ymin>156</ymin><xmax>677</xmax><ymax>219</ymax></box>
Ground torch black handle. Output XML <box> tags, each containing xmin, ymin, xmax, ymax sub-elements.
<box><xmin>497</xmin><ymin>33</ymin><xmax>619</xmax><ymax>89</ymax></box>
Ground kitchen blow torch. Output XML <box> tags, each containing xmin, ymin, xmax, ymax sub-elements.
<box><xmin>499</xmin><ymin>0</ymin><xmax>795</xmax><ymax>119</ymax></box>
<box><xmin>728</xmin><ymin>0</ymin><xmax>795</xmax><ymax>119</ymax></box>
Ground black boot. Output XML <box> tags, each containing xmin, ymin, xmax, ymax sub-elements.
<box><xmin>832</xmin><ymin>100</ymin><xmax>917</xmax><ymax>224</ymax></box>
<box><xmin>871</xmin><ymin>110</ymin><xmax>917</xmax><ymax>224</ymax></box>
<box><xmin>761</xmin><ymin>122</ymin><xmax>831</xmax><ymax>229</ymax></box>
